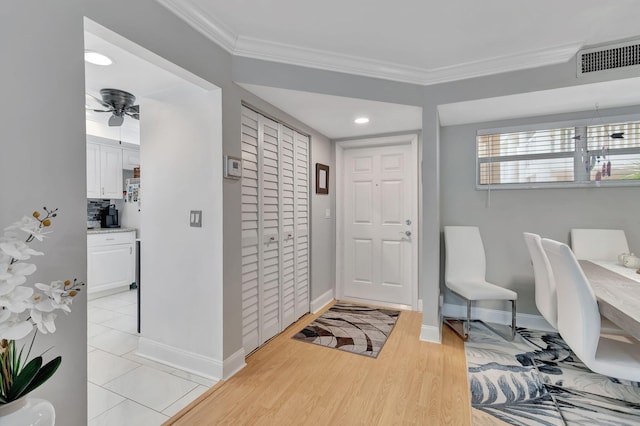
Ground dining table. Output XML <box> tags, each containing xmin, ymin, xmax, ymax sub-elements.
<box><xmin>579</xmin><ymin>260</ymin><xmax>640</xmax><ymax>341</ymax></box>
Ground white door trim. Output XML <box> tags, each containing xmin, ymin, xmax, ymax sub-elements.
<box><xmin>335</xmin><ymin>134</ymin><xmax>420</xmax><ymax>311</ymax></box>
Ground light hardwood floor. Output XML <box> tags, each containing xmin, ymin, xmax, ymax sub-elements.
<box><xmin>164</xmin><ymin>303</ymin><xmax>471</xmax><ymax>425</ymax></box>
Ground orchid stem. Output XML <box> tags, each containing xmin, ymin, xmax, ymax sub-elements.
<box><xmin>24</xmin><ymin>330</ymin><xmax>38</xmax><ymax>365</ymax></box>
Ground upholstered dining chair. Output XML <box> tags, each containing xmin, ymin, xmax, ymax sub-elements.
<box><xmin>541</xmin><ymin>238</ymin><xmax>640</xmax><ymax>382</ymax></box>
<box><xmin>444</xmin><ymin>226</ymin><xmax>517</xmax><ymax>340</ymax></box>
<box><xmin>524</xmin><ymin>232</ymin><xmax>628</xmax><ymax>335</ymax></box>
<box><xmin>570</xmin><ymin>228</ymin><xmax>630</xmax><ymax>261</ymax></box>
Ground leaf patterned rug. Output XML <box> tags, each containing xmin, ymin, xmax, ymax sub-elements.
<box><xmin>465</xmin><ymin>322</ymin><xmax>640</xmax><ymax>425</ymax></box>
<box><xmin>292</xmin><ymin>302</ymin><xmax>400</xmax><ymax>358</ymax></box>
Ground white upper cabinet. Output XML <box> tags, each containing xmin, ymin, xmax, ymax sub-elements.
<box><xmin>101</xmin><ymin>145</ymin><xmax>123</xmax><ymax>198</ymax></box>
<box><xmin>87</xmin><ymin>143</ymin><xmax>101</xmax><ymax>198</ymax></box>
<box><xmin>122</xmin><ymin>148</ymin><xmax>140</xmax><ymax>170</ymax></box>
<box><xmin>87</xmin><ymin>142</ymin><xmax>123</xmax><ymax>199</ymax></box>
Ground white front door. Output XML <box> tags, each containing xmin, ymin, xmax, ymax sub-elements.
<box><xmin>342</xmin><ymin>142</ymin><xmax>416</xmax><ymax>307</ymax></box>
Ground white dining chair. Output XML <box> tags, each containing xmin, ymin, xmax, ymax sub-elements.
<box><xmin>523</xmin><ymin>232</ymin><xmax>558</xmax><ymax>329</ymax></box>
<box><xmin>524</xmin><ymin>232</ymin><xmax>628</xmax><ymax>335</ymax></box>
<box><xmin>444</xmin><ymin>226</ymin><xmax>517</xmax><ymax>340</ymax></box>
<box><xmin>541</xmin><ymin>238</ymin><xmax>640</xmax><ymax>382</ymax></box>
<box><xmin>570</xmin><ymin>229</ymin><xmax>630</xmax><ymax>261</ymax></box>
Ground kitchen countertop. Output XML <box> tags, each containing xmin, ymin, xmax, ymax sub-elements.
<box><xmin>87</xmin><ymin>227</ymin><xmax>137</xmax><ymax>235</ymax></box>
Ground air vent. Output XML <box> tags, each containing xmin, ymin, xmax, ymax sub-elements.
<box><xmin>577</xmin><ymin>39</ymin><xmax>640</xmax><ymax>77</ymax></box>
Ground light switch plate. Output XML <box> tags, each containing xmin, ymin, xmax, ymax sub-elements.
<box><xmin>190</xmin><ymin>210</ymin><xmax>202</xmax><ymax>227</ymax></box>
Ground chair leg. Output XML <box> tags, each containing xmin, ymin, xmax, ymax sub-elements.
<box><xmin>465</xmin><ymin>299</ymin><xmax>471</xmax><ymax>339</ymax></box>
<box><xmin>444</xmin><ymin>297</ymin><xmax>517</xmax><ymax>342</ymax></box>
<box><xmin>511</xmin><ymin>299</ymin><xmax>517</xmax><ymax>340</ymax></box>
<box><xmin>478</xmin><ymin>299</ymin><xmax>517</xmax><ymax>341</ymax></box>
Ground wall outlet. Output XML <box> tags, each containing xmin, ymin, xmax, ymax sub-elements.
<box><xmin>190</xmin><ymin>210</ymin><xmax>202</xmax><ymax>227</ymax></box>
<box><xmin>325</xmin><ymin>208</ymin><xmax>331</xmax><ymax>218</ymax></box>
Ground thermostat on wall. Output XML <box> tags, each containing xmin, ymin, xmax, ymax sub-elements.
<box><xmin>224</xmin><ymin>155</ymin><xmax>243</xmax><ymax>179</ymax></box>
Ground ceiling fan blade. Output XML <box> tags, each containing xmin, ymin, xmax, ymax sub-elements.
<box><xmin>127</xmin><ymin>105</ymin><xmax>140</xmax><ymax>113</ymax></box>
<box><xmin>108</xmin><ymin>114</ymin><xmax>125</xmax><ymax>127</ymax></box>
<box><xmin>92</xmin><ymin>109</ymin><xmax>113</xmax><ymax>113</ymax></box>
<box><xmin>125</xmin><ymin>111</ymin><xmax>140</xmax><ymax>120</ymax></box>
<box><xmin>85</xmin><ymin>93</ymin><xmax>110</xmax><ymax>109</ymax></box>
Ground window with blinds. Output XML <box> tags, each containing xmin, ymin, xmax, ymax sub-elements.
<box><xmin>477</xmin><ymin>120</ymin><xmax>640</xmax><ymax>188</ymax></box>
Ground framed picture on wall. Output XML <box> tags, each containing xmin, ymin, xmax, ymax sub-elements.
<box><xmin>316</xmin><ymin>163</ymin><xmax>329</xmax><ymax>194</ymax></box>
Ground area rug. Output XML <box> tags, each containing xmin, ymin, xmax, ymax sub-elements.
<box><xmin>292</xmin><ymin>302</ymin><xmax>400</xmax><ymax>358</ymax></box>
<box><xmin>465</xmin><ymin>322</ymin><xmax>640</xmax><ymax>425</ymax></box>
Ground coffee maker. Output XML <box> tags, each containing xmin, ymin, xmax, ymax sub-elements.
<box><xmin>100</xmin><ymin>204</ymin><xmax>120</xmax><ymax>228</ymax></box>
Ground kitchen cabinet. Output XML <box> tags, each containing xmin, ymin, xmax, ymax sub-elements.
<box><xmin>87</xmin><ymin>231</ymin><xmax>135</xmax><ymax>296</ymax></box>
<box><xmin>87</xmin><ymin>142</ymin><xmax>123</xmax><ymax>199</ymax></box>
<box><xmin>122</xmin><ymin>147</ymin><xmax>140</xmax><ymax>170</ymax></box>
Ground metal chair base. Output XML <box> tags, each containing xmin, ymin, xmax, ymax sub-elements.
<box><xmin>443</xmin><ymin>298</ymin><xmax>516</xmax><ymax>341</ymax></box>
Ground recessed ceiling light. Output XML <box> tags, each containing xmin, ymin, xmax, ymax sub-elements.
<box><xmin>84</xmin><ymin>50</ymin><xmax>112</xmax><ymax>66</ymax></box>
<box><xmin>354</xmin><ymin>117</ymin><xmax>370</xmax><ymax>124</ymax></box>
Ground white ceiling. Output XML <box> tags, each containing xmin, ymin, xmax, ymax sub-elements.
<box><xmin>240</xmin><ymin>84</ymin><xmax>422</xmax><ymax>139</ymax></box>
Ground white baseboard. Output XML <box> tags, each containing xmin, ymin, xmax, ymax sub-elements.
<box><xmin>419</xmin><ymin>324</ymin><xmax>442</xmax><ymax>343</ymax></box>
<box><xmin>222</xmin><ymin>348</ymin><xmax>246</xmax><ymax>380</ymax></box>
<box><xmin>442</xmin><ymin>303</ymin><xmax>555</xmax><ymax>332</ymax></box>
<box><xmin>310</xmin><ymin>289</ymin><xmax>334</xmax><ymax>313</ymax></box>
<box><xmin>137</xmin><ymin>338</ymin><xmax>232</xmax><ymax>381</ymax></box>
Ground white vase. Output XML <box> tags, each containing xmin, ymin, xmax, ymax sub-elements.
<box><xmin>0</xmin><ymin>397</ymin><xmax>55</xmax><ymax>426</ymax></box>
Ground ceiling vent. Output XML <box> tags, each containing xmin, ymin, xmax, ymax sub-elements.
<box><xmin>577</xmin><ymin>39</ymin><xmax>640</xmax><ymax>77</ymax></box>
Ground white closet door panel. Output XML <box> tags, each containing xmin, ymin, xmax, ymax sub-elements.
<box><xmin>259</xmin><ymin>115</ymin><xmax>281</xmax><ymax>343</ymax></box>
<box><xmin>241</xmin><ymin>106</ymin><xmax>260</xmax><ymax>353</ymax></box>
<box><xmin>280</xmin><ymin>125</ymin><xmax>297</xmax><ymax>328</ymax></box>
<box><xmin>294</xmin><ymin>131</ymin><xmax>310</xmax><ymax>319</ymax></box>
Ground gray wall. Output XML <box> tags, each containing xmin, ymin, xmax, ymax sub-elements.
<box><xmin>440</xmin><ymin>106</ymin><xmax>640</xmax><ymax>314</ymax></box>
<box><xmin>2</xmin><ymin>2</ymin><xmax>87</xmax><ymax>425</ymax></box>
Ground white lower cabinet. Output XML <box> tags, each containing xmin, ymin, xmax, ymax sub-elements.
<box><xmin>87</xmin><ymin>231</ymin><xmax>135</xmax><ymax>295</ymax></box>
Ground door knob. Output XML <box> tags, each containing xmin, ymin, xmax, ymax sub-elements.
<box><xmin>405</xmin><ymin>231</ymin><xmax>411</xmax><ymax>237</ymax></box>
<box><xmin>405</xmin><ymin>219</ymin><xmax>412</xmax><ymax>225</ymax></box>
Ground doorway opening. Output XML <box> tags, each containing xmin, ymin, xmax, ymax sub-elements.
<box><xmin>84</xmin><ymin>18</ymin><xmax>223</xmax><ymax>422</ymax></box>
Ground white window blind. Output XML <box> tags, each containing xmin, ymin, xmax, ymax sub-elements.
<box><xmin>477</xmin><ymin>120</ymin><xmax>640</xmax><ymax>188</ymax></box>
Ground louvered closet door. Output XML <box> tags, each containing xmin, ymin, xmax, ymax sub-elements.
<box><xmin>280</xmin><ymin>125</ymin><xmax>297</xmax><ymax>329</ymax></box>
<box><xmin>240</xmin><ymin>108</ymin><xmax>260</xmax><ymax>354</ymax></box>
<box><xmin>294</xmin><ymin>131</ymin><xmax>310</xmax><ymax>319</ymax></box>
<box><xmin>241</xmin><ymin>106</ymin><xmax>310</xmax><ymax>354</ymax></box>
<box><xmin>259</xmin><ymin>115</ymin><xmax>281</xmax><ymax>342</ymax></box>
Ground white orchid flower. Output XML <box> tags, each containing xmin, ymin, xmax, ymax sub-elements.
<box><xmin>0</xmin><ymin>240</ymin><xmax>43</xmax><ymax>261</ymax></box>
<box><xmin>5</xmin><ymin>216</ymin><xmax>40</xmax><ymax>234</ymax></box>
<box><xmin>0</xmin><ymin>263</ymin><xmax>37</xmax><ymax>295</ymax></box>
<box><xmin>0</xmin><ymin>285</ymin><xmax>33</xmax><ymax>312</ymax></box>
<box><xmin>35</xmin><ymin>280</ymin><xmax>65</xmax><ymax>303</ymax></box>
<box><xmin>30</xmin><ymin>309</ymin><xmax>57</xmax><ymax>334</ymax></box>
<box><xmin>0</xmin><ymin>315</ymin><xmax>33</xmax><ymax>340</ymax></box>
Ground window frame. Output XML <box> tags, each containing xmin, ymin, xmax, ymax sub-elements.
<box><xmin>475</xmin><ymin>113</ymin><xmax>640</xmax><ymax>190</ymax></box>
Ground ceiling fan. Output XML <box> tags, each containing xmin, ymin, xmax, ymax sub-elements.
<box><xmin>86</xmin><ymin>88</ymin><xmax>140</xmax><ymax>127</ymax></box>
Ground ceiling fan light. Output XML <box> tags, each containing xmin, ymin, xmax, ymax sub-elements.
<box><xmin>84</xmin><ymin>51</ymin><xmax>112</xmax><ymax>66</ymax></box>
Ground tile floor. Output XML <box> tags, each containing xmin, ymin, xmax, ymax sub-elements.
<box><xmin>88</xmin><ymin>289</ymin><xmax>216</xmax><ymax>425</ymax></box>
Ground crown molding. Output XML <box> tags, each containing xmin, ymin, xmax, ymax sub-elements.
<box><xmin>156</xmin><ymin>0</ymin><xmax>237</xmax><ymax>53</ymax></box>
<box><xmin>235</xmin><ymin>37</ymin><xmax>581</xmax><ymax>86</ymax></box>
<box><xmin>157</xmin><ymin>1</ymin><xmax>581</xmax><ymax>86</ymax></box>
